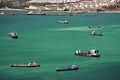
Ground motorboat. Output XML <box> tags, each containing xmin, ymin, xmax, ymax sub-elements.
<box><xmin>27</xmin><ymin>11</ymin><xmax>46</xmax><ymax>15</ymax></box>
<box><xmin>58</xmin><ymin>20</ymin><xmax>69</xmax><ymax>24</ymax></box>
<box><xmin>75</xmin><ymin>49</ymin><xmax>100</xmax><ymax>57</ymax></box>
<box><xmin>8</xmin><ymin>31</ymin><xmax>18</xmax><ymax>39</ymax></box>
<box><xmin>91</xmin><ymin>31</ymin><xmax>103</xmax><ymax>36</ymax></box>
<box><xmin>56</xmin><ymin>64</ymin><xmax>79</xmax><ymax>72</ymax></box>
<box><xmin>10</xmin><ymin>62</ymin><xmax>40</xmax><ymax>67</ymax></box>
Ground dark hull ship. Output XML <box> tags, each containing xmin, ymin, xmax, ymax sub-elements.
<box><xmin>56</xmin><ymin>64</ymin><xmax>79</xmax><ymax>72</ymax></box>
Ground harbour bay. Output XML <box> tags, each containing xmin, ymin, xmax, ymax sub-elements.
<box><xmin>0</xmin><ymin>11</ymin><xmax>120</xmax><ymax>80</ymax></box>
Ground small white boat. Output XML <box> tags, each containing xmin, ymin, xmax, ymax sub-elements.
<box><xmin>8</xmin><ymin>31</ymin><xmax>18</xmax><ymax>39</ymax></box>
<box><xmin>58</xmin><ymin>20</ymin><xmax>69</xmax><ymax>24</ymax></box>
<box><xmin>91</xmin><ymin>31</ymin><xmax>102</xmax><ymax>36</ymax></box>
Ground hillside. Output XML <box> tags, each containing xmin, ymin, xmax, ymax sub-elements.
<box><xmin>0</xmin><ymin>0</ymin><xmax>30</xmax><ymax>9</ymax></box>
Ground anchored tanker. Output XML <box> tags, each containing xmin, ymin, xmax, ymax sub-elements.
<box><xmin>75</xmin><ymin>49</ymin><xmax>100</xmax><ymax>57</ymax></box>
<box><xmin>56</xmin><ymin>64</ymin><xmax>79</xmax><ymax>72</ymax></box>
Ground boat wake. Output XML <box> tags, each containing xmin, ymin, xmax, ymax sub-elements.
<box><xmin>51</xmin><ymin>26</ymin><xmax>91</xmax><ymax>31</ymax></box>
<box><xmin>105</xmin><ymin>25</ymin><xmax>120</xmax><ymax>28</ymax></box>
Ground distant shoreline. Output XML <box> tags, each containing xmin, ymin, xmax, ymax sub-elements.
<box><xmin>0</xmin><ymin>8</ymin><xmax>120</xmax><ymax>13</ymax></box>
<box><xmin>0</xmin><ymin>8</ymin><xmax>25</xmax><ymax>11</ymax></box>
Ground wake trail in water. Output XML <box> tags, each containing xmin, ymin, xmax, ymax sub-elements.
<box><xmin>105</xmin><ymin>25</ymin><xmax>120</xmax><ymax>28</ymax></box>
<box><xmin>50</xmin><ymin>26</ymin><xmax>92</xmax><ymax>31</ymax></box>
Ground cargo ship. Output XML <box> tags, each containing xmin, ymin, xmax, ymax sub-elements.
<box><xmin>75</xmin><ymin>49</ymin><xmax>100</xmax><ymax>57</ymax></box>
<box><xmin>10</xmin><ymin>62</ymin><xmax>40</xmax><ymax>67</ymax></box>
<box><xmin>56</xmin><ymin>64</ymin><xmax>79</xmax><ymax>72</ymax></box>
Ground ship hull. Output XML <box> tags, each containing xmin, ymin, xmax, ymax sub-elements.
<box><xmin>10</xmin><ymin>64</ymin><xmax>40</xmax><ymax>67</ymax></box>
<box><xmin>56</xmin><ymin>67</ymin><xmax>79</xmax><ymax>72</ymax></box>
<box><xmin>27</xmin><ymin>13</ymin><xmax>45</xmax><ymax>15</ymax></box>
<box><xmin>75</xmin><ymin>52</ymin><xmax>100</xmax><ymax>57</ymax></box>
<box><xmin>10</xmin><ymin>36</ymin><xmax>18</xmax><ymax>39</ymax></box>
<box><xmin>92</xmin><ymin>34</ymin><xmax>102</xmax><ymax>36</ymax></box>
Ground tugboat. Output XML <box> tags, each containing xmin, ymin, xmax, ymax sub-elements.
<box><xmin>56</xmin><ymin>64</ymin><xmax>79</xmax><ymax>72</ymax></box>
<box><xmin>75</xmin><ymin>49</ymin><xmax>100</xmax><ymax>57</ymax></box>
<box><xmin>58</xmin><ymin>20</ymin><xmax>69</xmax><ymax>24</ymax></box>
<box><xmin>8</xmin><ymin>31</ymin><xmax>18</xmax><ymax>39</ymax></box>
<box><xmin>91</xmin><ymin>31</ymin><xmax>102</xmax><ymax>36</ymax></box>
<box><xmin>10</xmin><ymin>62</ymin><xmax>40</xmax><ymax>67</ymax></box>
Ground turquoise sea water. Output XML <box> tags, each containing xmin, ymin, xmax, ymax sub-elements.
<box><xmin>0</xmin><ymin>11</ymin><xmax>120</xmax><ymax>80</ymax></box>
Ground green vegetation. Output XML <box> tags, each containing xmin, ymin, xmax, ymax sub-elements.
<box><xmin>0</xmin><ymin>0</ymin><xmax>30</xmax><ymax>9</ymax></box>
